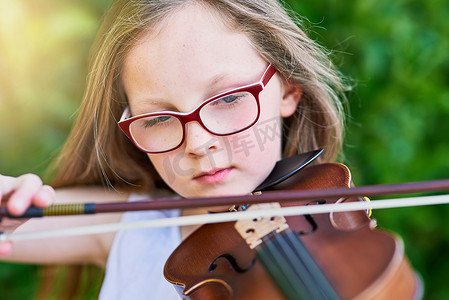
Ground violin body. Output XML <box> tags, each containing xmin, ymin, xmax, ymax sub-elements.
<box><xmin>164</xmin><ymin>163</ymin><xmax>421</xmax><ymax>299</ymax></box>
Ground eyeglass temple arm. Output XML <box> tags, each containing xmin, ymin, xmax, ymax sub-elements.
<box><xmin>119</xmin><ymin>106</ymin><xmax>131</xmax><ymax>122</ymax></box>
<box><xmin>261</xmin><ymin>64</ymin><xmax>277</xmax><ymax>87</ymax></box>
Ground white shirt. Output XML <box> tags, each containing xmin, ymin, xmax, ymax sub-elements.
<box><xmin>99</xmin><ymin>194</ymin><xmax>182</xmax><ymax>300</ymax></box>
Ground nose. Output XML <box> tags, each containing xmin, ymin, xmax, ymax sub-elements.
<box><xmin>183</xmin><ymin>121</ymin><xmax>219</xmax><ymax>157</ymax></box>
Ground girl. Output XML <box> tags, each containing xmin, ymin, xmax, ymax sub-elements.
<box><xmin>0</xmin><ymin>0</ymin><xmax>347</xmax><ymax>298</ymax></box>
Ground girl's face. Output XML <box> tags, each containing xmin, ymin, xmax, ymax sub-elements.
<box><xmin>122</xmin><ymin>3</ymin><xmax>300</xmax><ymax>198</ymax></box>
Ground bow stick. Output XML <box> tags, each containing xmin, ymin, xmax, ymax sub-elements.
<box><xmin>0</xmin><ymin>179</ymin><xmax>448</xmax><ymax>219</ymax></box>
<box><xmin>1</xmin><ymin>193</ymin><xmax>449</xmax><ymax>242</ymax></box>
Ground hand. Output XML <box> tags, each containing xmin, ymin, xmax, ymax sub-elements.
<box><xmin>0</xmin><ymin>174</ymin><xmax>55</xmax><ymax>255</ymax></box>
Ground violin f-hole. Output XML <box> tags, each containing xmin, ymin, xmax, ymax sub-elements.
<box><xmin>297</xmin><ymin>199</ymin><xmax>325</xmax><ymax>235</ymax></box>
<box><xmin>208</xmin><ymin>254</ymin><xmax>255</xmax><ymax>273</ymax></box>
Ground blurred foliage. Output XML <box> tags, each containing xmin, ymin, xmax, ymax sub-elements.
<box><xmin>285</xmin><ymin>1</ymin><xmax>449</xmax><ymax>299</ymax></box>
<box><xmin>0</xmin><ymin>1</ymin><xmax>110</xmax><ymax>299</ymax></box>
<box><xmin>0</xmin><ymin>0</ymin><xmax>448</xmax><ymax>299</ymax></box>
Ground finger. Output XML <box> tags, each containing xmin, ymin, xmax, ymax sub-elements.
<box><xmin>0</xmin><ymin>241</ymin><xmax>13</xmax><ymax>256</ymax></box>
<box><xmin>7</xmin><ymin>174</ymin><xmax>43</xmax><ymax>216</ymax></box>
<box><xmin>0</xmin><ymin>174</ymin><xmax>19</xmax><ymax>208</ymax></box>
<box><xmin>0</xmin><ymin>174</ymin><xmax>16</xmax><ymax>199</ymax></box>
<box><xmin>32</xmin><ymin>185</ymin><xmax>55</xmax><ymax>208</ymax></box>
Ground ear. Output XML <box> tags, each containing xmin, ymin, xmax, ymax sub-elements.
<box><xmin>280</xmin><ymin>81</ymin><xmax>302</xmax><ymax>118</ymax></box>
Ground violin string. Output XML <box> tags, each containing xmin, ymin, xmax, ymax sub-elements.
<box><xmin>281</xmin><ymin>231</ymin><xmax>338</xmax><ymax>299</ymax></box>
<box><xmin>257</xmin><ymin>233</ymin><xmax>315</xmax><ymax>299</ymax></box>
<box><xmin>258</xmin><ymin>231</ymin><xmax>338</xmax><ymax>299</ymax></box>
<box><xmin>273</xmin><ymin>233</ymin><xmax>316</xmax><ymax>289</ymax></box>
<box><xmin>280</xmin><ymin>233</ymin><xmax>316</xmax><ymax>290</ymax></box>
<box><xmin>275</xmin><ymin>232</ymin><xmax>327</xmax><ymax>298</ymax></box>
<box><xmin>1</xmin><ymin>194</ymin><xmax>448</xmax><ymax>242</ymax></box>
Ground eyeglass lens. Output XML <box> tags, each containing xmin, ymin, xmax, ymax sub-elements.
<box><xmin>128</xmin><ymin>91</ymin><xmax>258</xmax><ymax>152</ymax></box>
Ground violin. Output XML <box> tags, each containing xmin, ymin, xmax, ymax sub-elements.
<box><xmin>1</xmin><ymin>153</ymin><xmax>448</xmax><ymax>298</ymax></box>
<box><xmin>163</xmin><ymin>163</ymin><xmax>422</xmax><ymax>299</ymax></box>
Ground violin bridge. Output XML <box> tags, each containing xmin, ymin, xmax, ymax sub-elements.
<box><xmin>234</xmin><ymin>203</ymin><xmax>289</xmax><ymax>249</ymax></box>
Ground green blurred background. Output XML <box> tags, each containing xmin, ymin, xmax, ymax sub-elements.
<box><xmin>0</xmin><ymin>0</ymin><xmax>448</xmax><ymax>299</ymax></box>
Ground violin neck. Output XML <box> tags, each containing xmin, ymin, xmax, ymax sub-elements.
<box><xmin>257</xmin><ymin>230</ymin><xmax>340</xmax><ymax>300</ymax></box>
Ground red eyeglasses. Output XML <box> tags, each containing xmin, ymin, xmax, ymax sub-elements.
<box><xmin>118</xmin><ymin>64</ymin><xmax>277</xmax><ymax>153</ymax></box>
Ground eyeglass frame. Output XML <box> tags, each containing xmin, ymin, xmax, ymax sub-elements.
<box><xmin>118</xmin><ymin>64</ymin><xmax>277</xmax><ymax>154</ymax></box>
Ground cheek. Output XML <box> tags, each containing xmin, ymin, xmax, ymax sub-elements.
<box><xmin>228</xmin><ymin>128</ymin><xmax>281</xmax><ymax>191</ymax></box>
<box><xmin>228</xmin><ymin>115</ymin><xmax>283</xmax><ymax>166</ymax></box>
<box><xmin>147</xmin><ymin>154</ymin><xmax>167</xmax><ymax>182</ymax></box>
<box><xmin>239</xmin><ymin>78</ymin><xmax>284</xmax><ymax>163</ymax></box>
<box><xmin>259</xmin><ymin>79</ymin><xmax>284</xmax><ymax>121</ymax></box>
<box><xmin>147</xmin><ymin>151</ymin><xmax>193</xmax><ymax>187</ymax></box>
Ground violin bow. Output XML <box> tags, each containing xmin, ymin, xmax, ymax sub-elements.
<box><xmin>1</xmin><ymin>179</ymin><xmax>449</xmax><ymax>242</ymax></box>
<box><xmin>0</xmin><ymin>178</ymin><xmax>448</xmax><ymax>219</ymax></box>
<box><xmin>1</xmin><ymin>193</ymin><xmax>449</xmax><ymax>242</ymax></box>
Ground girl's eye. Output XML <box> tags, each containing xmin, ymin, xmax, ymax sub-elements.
<box><xmin>219</xmin><ymin>94</ymin><xmax>240</xmax><ymax>104</ymax></box>
<box><xmin>143</xmin><ymin>115</ymin><xmax>172</xmax><ymax>128</ymax></box>
<box><xmin>214</xmin><ymin>92</ymin><xmax>246</xmax><ymax>106</ymax></box>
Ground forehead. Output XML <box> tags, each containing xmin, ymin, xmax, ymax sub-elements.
<box><xmin>121</xmin><ymin>3</ymin><xmax>265</xmax><ymax>101</ymax></box>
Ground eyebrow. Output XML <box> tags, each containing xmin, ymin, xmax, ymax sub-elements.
<box><xmin>131</xmin><ymin>71</ymin><xmax>249</xmax><ymax>115</ymax></box>
<box><xmin>209</xmin><ymin>73</ymin><xmax>231</xmax><ymax>88</ymax></box>
<box><xmin>130</xmin><ymin>99</ymin><xmax>175</xmax><ymax>116</ymax></box>
<box><xmin>206</xmin><ymin>72</ymin><xmax>253</xmax><ymax>97</ymax></box>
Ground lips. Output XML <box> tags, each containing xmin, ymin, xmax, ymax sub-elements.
<box><xmin>193</xmin><ymin>168</ymin><xmax>233</xmax><ymax>185</ymax></box>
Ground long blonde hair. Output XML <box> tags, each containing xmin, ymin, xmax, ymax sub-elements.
<box><xmin>50</xmin><ymin>0</ymin><xmax>348</xmax><ymax>192</ymax></box>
